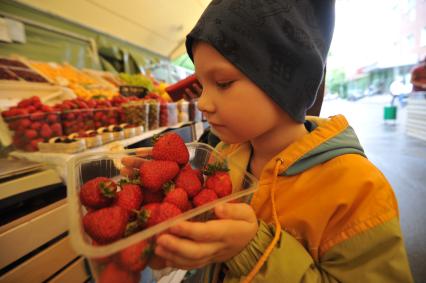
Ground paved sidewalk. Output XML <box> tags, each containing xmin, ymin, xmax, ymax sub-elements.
<box><xmin>321</xmin><ymin>95</ymin><xmax>426</xmax><ymax>282</ymax></box>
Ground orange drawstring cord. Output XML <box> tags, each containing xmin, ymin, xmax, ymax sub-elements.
<box><xmin>242</xmin><ymin>158</ymin><xmax>283</xmax><ymax>283</ymax></box>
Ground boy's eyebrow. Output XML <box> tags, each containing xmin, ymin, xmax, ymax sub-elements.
<box><xmin>199</xmin><ymin>64</ymin><xmax>236</xmax><ymax>77</ymax></box>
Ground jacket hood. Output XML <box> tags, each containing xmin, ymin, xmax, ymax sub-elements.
<box><xmin>282</xmin><ymin>116</ymin><xmax>365</xmax><ymax>176</ymax></box>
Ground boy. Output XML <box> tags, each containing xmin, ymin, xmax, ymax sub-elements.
<box><xmin>129</xmin><ymin>1</ymin><xmax>413</xmax><ymax>282</ymax></box>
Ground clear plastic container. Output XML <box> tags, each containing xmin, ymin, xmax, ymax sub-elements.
<box><xmin>93</xmin><ymin>108</ymin><xmax>120</xmax><ymax>129</ymax></box>
<box><xmin>3</xmin><ymin>112</ymin><xmax>63</xmax><ymax>151</ymax></box>
<box><xmin>122</xmin><ymin>101</ymin><xmax>149</xmax><ymax>131</ymax></box>
<box><xmin>146</xmin><ymin>100</ymin><xmax>160</xmax><ymax>130</ymax></box>
<box><xmin>167</xmin><ymin>102</ymin><xmax>178</xmax><ymax>126</ymax></box>
<box><xmin>61</xmin><ymin>109</ymin><xmax>95</xmax><ymax>135</ymax></box>
<box><xmin>67</xmin><ymin>142</ymin><xmax>258</xmax><ymax>282</ymax></box>
<box><xmin>178</xmin><ymin>100</ymin><xmax>189</xmax><ymax>123</ymax></box>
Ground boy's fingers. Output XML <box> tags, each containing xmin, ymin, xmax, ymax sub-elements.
<box><xmin>120</xmin><ymin>167</ymin><xmax>132</xmax><ymax>177</ymax></box>
<box><xmin>156</xmin><ymin>234</ymin><xmax>221</xmax><ymax>262</ymax></box>
<box><xmin>185</xmin><ymin>88</ymin><xmax>197</xmax><ymax>99</ymax></box>
<box><xmin>192</xmin><ymin>82</ymin><xmax>203</xmax><ymax>95</ymax></box>
<box><xmin>169</xmin><ymin>221</ymin><xmax>225</xmax><ymax>242</ymax></box>
<box><xmin>121</xmin><ymin>156</ymin><xmax>145</xmax><ymax>168</ymax></box>
<box><xmin>135</xmin><ymin>147</ymin><xmax>152</xmax><ymax>156</ymax></box>
<box><xmin>214</xmin><ymin>203</ymin><xmax>257</xmax><ymax>223</ymax></box>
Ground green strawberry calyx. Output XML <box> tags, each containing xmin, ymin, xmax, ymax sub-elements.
<box><xmin>162</xmin><ymin>181</ymin><xmax>175</xmax><ymax>194</ymax></box>
<box><xmin>99</xmin><ymin>182</ymin><xmax>116</xmax><ymax>198</ymax></box>
<box><xmin>125</xmin><ymin>220</ymin><xmax>141</xmax><ymax>237</ymax></box>
<box><xmin>203</xmin><ymin>162</ymin><xmax>229</xmax><ymax>176</ymax></box>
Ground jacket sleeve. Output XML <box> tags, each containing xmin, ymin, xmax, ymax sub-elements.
<box><xmin>224</xmin><ymin>219</ymin><xmax>413</xmax><ymax>283</ymax></box>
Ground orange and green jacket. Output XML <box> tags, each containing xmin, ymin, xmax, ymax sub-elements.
<box><xmin>203</xmin><ymin>115</ymin><xmax>413</xmax><ymax>283</ymax></box>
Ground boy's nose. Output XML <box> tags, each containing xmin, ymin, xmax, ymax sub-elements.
<box><xmin>197</xmin><ymin>89</ymin><xmax>215</xmax><ymax>114</ymax></box>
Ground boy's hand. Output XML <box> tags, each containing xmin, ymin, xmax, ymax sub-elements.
<box><xmin>120</xmin><ymin>147</ymin><xmax>152</xmax><ymax>177</ymax></box>
<box><xmin>183</xmin><ymin>82</ymin><xmax>203</xmax><ymax>101</ymax></box>
<box><xmin>155</xmin><ymin>203</ymin><xmax>258</xmax><ymax>270</ymax></box>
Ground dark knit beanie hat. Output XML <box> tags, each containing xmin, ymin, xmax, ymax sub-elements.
<box><xmin>186</xmin><ymin>0</ymin><xmax>335</xmax><ymax>122</ymax></box>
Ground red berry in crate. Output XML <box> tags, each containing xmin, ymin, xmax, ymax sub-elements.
<box><xmin>116</xmin><ymin>183</ymin><xmax>143</xmax><ymax>220</ymax></box>
<box><xmin>51</xmin><ymin>123</ymin><xmax>62</xmax><ymax>136</ymax></box>
<box><xmin>152</xmin><ymin>133</ymin><xmax>189</xmax><ymax>165</ymax></box>
<box><xmin>193</xmin><ymin>189</ymin><xmax>218</xmax><ymax>207</ymax></box>
<box><xmin>40</xmin><ymin>124</ymin><xmax>53</xmax><ymax>139</ymax></box>
<box><xmin>99</xmin><ymin>262</ymin><xmax>140</xmax><ymax>283</ymax></box>
<box><xmin>26</xmin><ymin>106</ymin><xmax>36</xmax><ymax>113</ymax></box>
<box><xmin>204</xmin><ymin>163</ymin><xmax>232</xmax><ymax>197</ymax></box>
<box><xmin>30</xmin><ymin>111</ymin><xmax>45</xmax><ymax>121</ymax></box>
<box><xmin>30</xmin><ymin>122</ymin><xmax>41</xmax><ymax>130</ymax></box>
<box><xmin>25</xmin><ymin>129</ymin><xmax>38</xmax><ymax>139</ymax></box>
<box><xmin>32</xmin><ymin>100</ymin><xmax>42</xmax><ymax>110</ymax></box>
<box><xmin>41</xmin><ymin>105</ymin><xmax>54</xmax><ymax>113</ymax></box>
<box><xmin>47</xmin><ymin>114</ymin><xmax>58</xmax><ymax>123</ymax></box>
<box><xmin>164</xmin><ymin>185</ymin><xmax>191</xmax><ymax>212</ymax></box>
<box><xmin>80</xmin><ymin>177</ymin><xmax>117</xmax><ymax>209</ymax></box>
<box><xmin>17</xmin><ymin>99</ymin><xmax>31</xmax><ymax>108</ymax></box>
<box><xmin>142</xmin><ymin>190</ymin><xmax>164</xmax><ymax>205</ymax></box>
<box><xmin>139</xmin><ymin>160</ymin><xmax>179</xmax><ymax>192</ymax></box>
<box><xmin>175</xmin><ymin>169</ymin><xmax>202</xmax><ymax>197</ymax></box>
<box><xmin>83</xmin><ymin>206</ymin><xmax>128</xmax><ymax>244</ymax></box>
<box><xmin>19</xmin><ymin>118</ymin><xmax>31</xmax><ymax>129</ymax></box>
<box><xmin>30</xmin><ymin>138</ymin><xmax>43</xmax><ymax>151</ymax></box>
<box><xmin>117</xmin><ymin>240</ymin><xmax>152</xmax><ymax>272</ymax></box>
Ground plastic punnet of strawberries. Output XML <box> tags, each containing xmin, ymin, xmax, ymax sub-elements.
<box><xmin>78</xmin><ymin>133</ymin><xmax>233</xmax><ymax>282</ymax></box>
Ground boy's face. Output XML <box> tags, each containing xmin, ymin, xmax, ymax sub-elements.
<box><xmin>193</xmin><ymin>42</ymin><xmax>289</xmax><ymax>144</ymax></box>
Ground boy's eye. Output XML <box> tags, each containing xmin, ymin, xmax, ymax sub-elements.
<box><xmin>216</xmin><ymin>81</ymin><xmax>234</xmax><ymax>89</ymax></box>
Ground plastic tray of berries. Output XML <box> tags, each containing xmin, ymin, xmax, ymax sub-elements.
<box><xmin>1</xmin><ymin>96</ymin><xmax>63</xmax><ymax>151</ymax></box>
<box><xmin>67</xmin><ymin>133</ymin><xmax>258</xmax><ymax>282</ymax></box>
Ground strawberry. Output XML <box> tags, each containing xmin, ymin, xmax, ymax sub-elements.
<box><xmin>19</xmin><ymin>118</ymin><xmax>31</xmax><ymax>129</ymax></box>
<box><xmin>25</xmin><ymin>129</ymin><xmax>38</xmax><ymax>139</ymax></box>
<box><xmin>152</xmin><ymin>133</ymin><xmax>189</xmax><ymax>165</ymax></box>
<box><xmin>138</xmin><ymin>202</ymin><xmax>181</xmax><ymax>227</ymax></box>
<box><xmin>40</xmin><ymin>124</ymin><xmax>52</xmax><ymax>139</ymax></box>
<box><xmin>164</xmin><ymin>185</ymin><xmax>190</xmax><ymax>212</ymax></box>
<box><xmin>142</xmin><ymin>190</ymin><xmax>164</xmax><ymax>204</ymax></box>
<box><xmin>30</xmin><ymin>138</ymin><xmax>44</xmax><ymax>150</ymax></box>
<box><xmin>30</xmin><ymin>111</ymin><xmax>45</xmax><ymax>121</ymax></box>
<box><xmin>139</xmin><ymin>160</ymin><xmax>179</xmax><ymax>192</ymax></box>
<box><xmin>17</xmin><ymin>99</ymin><xmax>31</xmax><ymax>108</ymax></box>
<box><xmin>117</xmin><ymin>240</ymin><xmax>152</xmax><ymax>272</ymax></box>
<box><xmin>175</xmin><ymin>169</ymin><xmax>202</xmax><ymax>197</ymax></box>
<box><xmin>51</xmin><ymin>123</ymin><xmax>62</xmax><ymax>136</ymax></box>
<box><xmin>193</xmin><ymin>189</ymin><xmax>218</xmax><ymax>207</ymax></box>
<box><xmin>182</xmin><ymin>163</ymin><xmax>204</xmax><ymax>183</ymax></box>
<box><xmin>47</xmin><ymin>114</ymin><xmax>58</xmax><ymax>123</ymax></box>
<box><xmin>83</xmin><ymin>206</ymin><xmax>128</xmax><ymax>244</ymax></box>
<box><xmin>31</xmin><ymin>122</ymin><xmax>42</xmax><ymax>130</ymax></box>
<box><xmin>137</xmin><ymin>203</ymin><xmax>160</xmax><ymax>228</ymax></box>
<box><xmin>99</xmin><ymin>262</ymin><xmax>140</xmax><ymax>283</ymax></box>
<box><xmin>26</xmin><ymin>106</ymin><xmax>36</xmax><ymax>113</ymax></box>
<box><xmin>204</xmin><ymin>163</ymin><xmax>232</xmax><ymax>197</ymax></box>
<box><xmin>80</xmin><ymin>177</ymin><xmax>117</xmax><ymax>209</ymax></box>
<box><xmin>116</xmin><ymin>183</ymin><xmax>143</xmax><ymax>219</ymax></box>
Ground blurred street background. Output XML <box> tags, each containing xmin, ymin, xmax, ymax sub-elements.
<box><xmin>321</xmin><ymin>93</ymin><xmax>426</xmax><ymax>281</ymax></box>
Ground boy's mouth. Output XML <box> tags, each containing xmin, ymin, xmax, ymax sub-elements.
<box><xmin>209</xmin><ymin>122</ymin><xmax>225</xmax><ymax>128</ymax></box>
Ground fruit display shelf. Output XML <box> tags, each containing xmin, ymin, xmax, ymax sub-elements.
<box><xmin>9</xmin><ymin>122</ymin><xmax>193</xmax><ymax>180</ymax></box>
